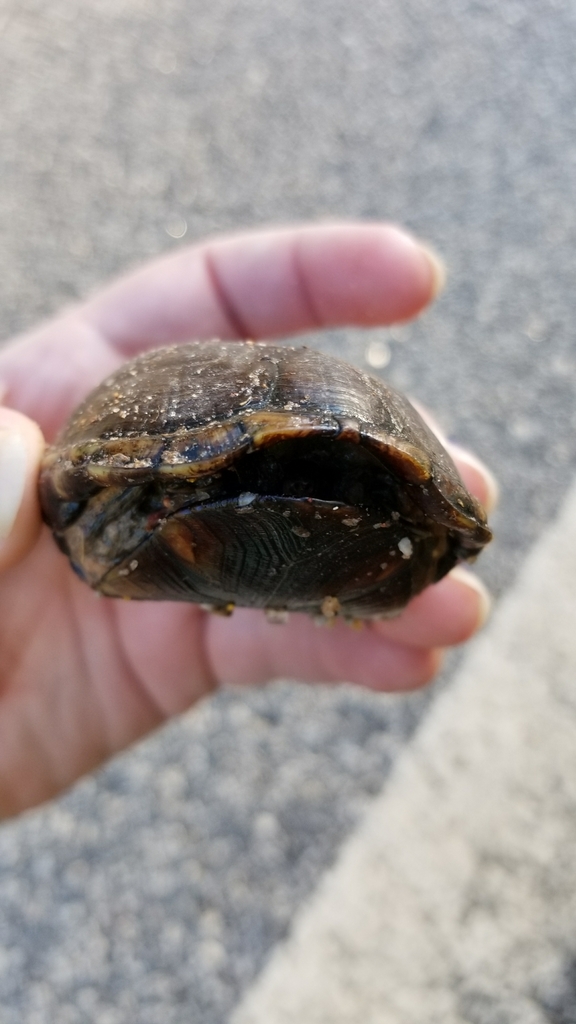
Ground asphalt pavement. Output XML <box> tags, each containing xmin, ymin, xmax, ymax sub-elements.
<box><xmin>0</xmin><ymin>0</ymin><xmax>575</xmax><ymax>1021</ymax></box>
<box><xmin>234</xmin><ymin>477</ymin><xmax>576</xmax><ymax>1024</ymax></box>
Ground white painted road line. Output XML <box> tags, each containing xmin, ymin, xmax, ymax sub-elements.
<box><xmin>233</xmin><ymin>478</ymin><xmax>576</xmax><ymax>1024</ymax></box>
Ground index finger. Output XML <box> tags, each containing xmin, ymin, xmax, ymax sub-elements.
<box><xmin>81</xmin><ymin>222</ymin><xmax>444</xmax><ymax>355</ymax></box>
<box><xmin>0</xmin><ymin>222</ymin><xmax>443</xmax><ymax>438</ymax></box>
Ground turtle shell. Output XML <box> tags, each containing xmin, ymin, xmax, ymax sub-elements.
<box><xmin>39</xmin><ymin>340</ymin><xmax>491</xmax><ymax>620</ymax></box>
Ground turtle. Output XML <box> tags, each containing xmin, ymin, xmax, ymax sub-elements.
<box><xmin>39</xmin><ymin>340</ymin><xmax>492</xmax><ymax>620</ymax></box>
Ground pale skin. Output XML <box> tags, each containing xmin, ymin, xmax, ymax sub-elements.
<box><xmin>0</xmin><ymin>222</ymin><xmax>497</xmax><ymax>817</ymax></box>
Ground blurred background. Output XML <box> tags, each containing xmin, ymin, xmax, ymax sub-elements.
<box><xmin>0</xmin><ymin>0</ymin><xmax>576</xmax><ymax>1021</ymax></box>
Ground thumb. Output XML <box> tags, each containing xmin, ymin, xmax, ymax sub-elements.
<box><xmin>0</xmin><ymin>407</ymin><xmax>44</xmax><ymax>572</ymax></box>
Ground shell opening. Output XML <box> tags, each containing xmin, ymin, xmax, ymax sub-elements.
<box><xmin>183</xmin><ymin>436</ymin><xmax>415</xmax><ymax>516</ymax></box>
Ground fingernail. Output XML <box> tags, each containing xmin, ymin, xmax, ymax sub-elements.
<box><xmin>449</xmin><ymin>565</ymin><xmax>492</xmax><ymax>629</ymax></box>
<box><xmin>419</xmin><ymin>243</ymin><xmax>447</xmax><ymax>299</ymax></box>
<box><xmin>449</xmin><ymin>444</ymin><xmax>500</xmax><ymax>514</ymax></box>
<box><xmin>0</xmin><ymin>430</ymin><xmax>27</xmax><ymax>541</ymax></box>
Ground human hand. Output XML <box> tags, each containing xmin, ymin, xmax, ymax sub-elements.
<box><xmin>0</xmin><ymin>222</ymin><xmax>496</xmax><ymax>816</ymax></box>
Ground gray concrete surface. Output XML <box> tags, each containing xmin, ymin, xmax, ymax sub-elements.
<box><xmin>0</xmin><ymin>0</ymin><xmax>576</xmax><ymax>1021</ymax></box>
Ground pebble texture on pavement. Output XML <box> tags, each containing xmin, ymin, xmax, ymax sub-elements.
<box><xmin>0</xmin><ymin>1</ymin><xmax>576</xmax><ymax>1021</ymax></box>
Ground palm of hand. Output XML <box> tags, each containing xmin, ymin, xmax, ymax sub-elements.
<box><xmin>0</xmin><ymin>224</ymin><xmax>492</xmax><ymax>815</ymax></box>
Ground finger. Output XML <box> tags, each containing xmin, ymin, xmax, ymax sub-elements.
<box><xmin>0</xmin><ymin>223</ymin><xmax>444</xmax><ymax>439</ymax></box>
<box><xmin>82</xmin><ymin>222</ymin><xmax>445</xmax><ymax>355</ymax></box>
<box><xmin>409</xmin><ymin>398</ymin><xmax>498</xmax><ymax>514</ymax></box>
<box><xmin>447</xmin><ymin>443</ymin><xmax>499</xmax><ymax>515</ymax></box>
<box><xmin>205</xmin><ymin>608</ymin><xmax>444</xmax><ymax>692</ymax></box>
<box><xmin>0</xmin><ymin>408</ymin><xmax>44</xmax><ymax>572</ymax></box>
<box><xmin>0</xmin><ymin>318</ymin><xmax>125</xmax><ymax>442</ymax></box>
<box><xmin>372</xmin><ymin>566</ymin><xmax>491</xmax><ymax>650</ymax></box>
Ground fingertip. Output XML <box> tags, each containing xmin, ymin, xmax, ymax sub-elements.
<box><xmin>407</xmin><ymin>400</ymin><xmax>498</xmax><ymax>515</ymax></box>
<box><xmin>0</xmin><ymin>407</ymin><xmax>44</xmax><ymax>572</ymax></box>
<box><xmin>367</xmin><ymin>643</ymin><xmax>445</xmax><ymax>692</ymax></box>
<box><xmin>379</xmin><ymin>643</ymin><xmax>446</xmax><ymax>692</ymax></box>
<box><xmin>367</xmin><ymin>226</ymin><xmax>447</xmax><ymax>322</ymax></box>
<box><xmin>448</xmin><ymin>443</ymin><xmax>499</xmax><ymax>514</ymax></box>
<box><xmin>419</xmin><ymin>243</ymin><xmax>447</xmax><ymax>300</ymax></box>
<box><xmin>372</xmin><ymin>566</ymin><xmax>491</xmax><ymax>650</ymax></box>
<box><xmin>447</xmin><ymin>566</ymin><xmax>492</xmax><ymax>633</ymax></box>
<box><xmin>422</xmin><ymin>647</ymin><xmax>446</xmax><ymax>687</ymax></box>
<box><xmin>294</xmin><ymin>223</ymin><xmax>446</xmax><ymax>328</ymax></box>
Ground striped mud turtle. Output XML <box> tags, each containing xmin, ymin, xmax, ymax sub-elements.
<box><xmin>39</xmin><ymin>340</ymin><xmax>491</xmax><ymax>621</ymax></box>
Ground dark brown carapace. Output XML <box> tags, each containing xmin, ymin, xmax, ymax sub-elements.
<box><xmin>39</xmin><ymin>341</ymin><xmax>491</xmax><ymax>620</ymax></box>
